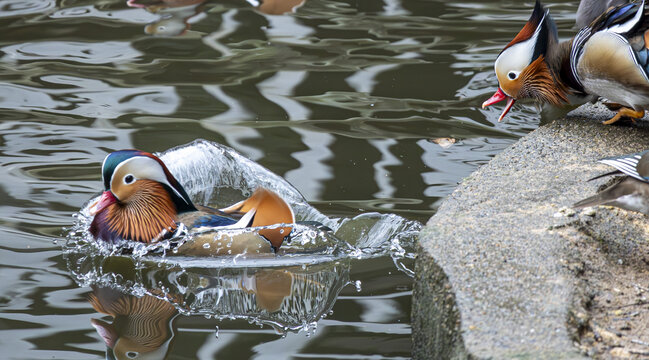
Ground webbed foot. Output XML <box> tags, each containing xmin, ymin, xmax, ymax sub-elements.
<box><xmin>602</xmin><ymin>107</ymin><xmax>644</xmax><ymax>125</ymax></box>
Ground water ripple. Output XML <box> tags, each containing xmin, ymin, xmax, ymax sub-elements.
<box><xmin>2</xmin><ymin>41</ymin><xmax>143</xmax><ymax>64</ymax></box>
<box><xmin>0</xmin><ymin>0</ymin><xmax>54</xmax><ymax>18</ymax></box>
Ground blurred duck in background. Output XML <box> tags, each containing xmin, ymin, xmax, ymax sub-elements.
<box><xmin>127</xmin><ymin>0</ymin><xmax>305</xmax><ymax>37</ymax></box>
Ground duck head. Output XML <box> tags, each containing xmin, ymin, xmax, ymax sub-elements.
<box><xmin>483</xmin><ymin>1</ymin><xmax>568</xmax><ymax>122</ymax></box>
<box><xmin>89</xmin><ymin>150</ymin><xmax>196</xmax><ymax>243</ymax></box>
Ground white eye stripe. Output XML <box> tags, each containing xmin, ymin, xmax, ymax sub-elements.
<box><xmin>110</xmin><ymin>156</ymin><xmax>189</xmax><ymax>204</ymax></box>
<box><xmin>494</xmin><ymin>12</ymin><xmax>547</xmax><ymax>82</ymax></box>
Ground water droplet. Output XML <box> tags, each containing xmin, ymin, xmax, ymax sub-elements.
<box><xmin>215</xmin><ymin>326</ymin><xmax>219</xmax><ymax>339</ymax></box>
<box><xmin>354</xmin><ymin>280</ymin><xmax>362</xmax><ymax>292</ymax></box>
<box><xmin>203</xmin><ymin>243</ymin><xmax>210</xmax><ymax>249</ymax></box>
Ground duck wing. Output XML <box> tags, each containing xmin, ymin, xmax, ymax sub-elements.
<box><xmin>599</xmin><ymin>150</ymin><xmax>649</xmax><ymax>181</ymax></box>
<box><xmin>219</xmin><ymin>188</ymin><xmax>295</xmax><ymax>249</ymax></box>
<box><xmin>179</xmin><ymin>188</ymin><xmax>294</xmax><ymax>250</ymax></box>
<box><xmin>179</xmin><ymin>207</ymin><xmax>240</xmax><ymax>229</ymax></box>
<box><xmin>571</xmin><ymin>1</ymin><xmax>649</xmax><ymax>98</ymax></box>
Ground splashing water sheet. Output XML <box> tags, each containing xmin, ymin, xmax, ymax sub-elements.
<box><xmin>64</xmin><ymin>140</ymin><xmax>421</xmax><ymax>342</ymax></box>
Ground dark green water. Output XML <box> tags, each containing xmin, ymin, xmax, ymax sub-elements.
<box><xmin>0</xmin><ymin>0</ymin><xmax>582</xmax><ymax>358</ymax></box>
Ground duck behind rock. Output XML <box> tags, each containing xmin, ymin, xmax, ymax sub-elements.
<box><xmin>574</xmin><ymin>150</ymin><xmax>649</xmax><ymax>214</ymax></box>
<box><xmin>88</xmin><ymin>149</ymin><xmax>294</xmax><ymax>251</ymax></box>
<box><xmin>484</xmin><ymin>0</ymin><xmax>649</xmax><ymax>125</ymax></box>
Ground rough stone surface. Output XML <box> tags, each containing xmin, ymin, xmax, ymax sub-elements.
<box><xmin>413</xmin><ymin>104</ymin><xmax>649</xmax><ymax>359</ymax></box>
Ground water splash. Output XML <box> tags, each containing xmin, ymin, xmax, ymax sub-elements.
<box><xmin>64</xmin><ymin>139</ymin><xmax>421</xmax><ymax>335</ymax></box>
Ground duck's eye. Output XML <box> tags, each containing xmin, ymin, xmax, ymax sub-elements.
<box><xmin>124</xmin><ymin>174</ymin><xmax>135</xmax><ymax>184</ymax></box>
<box><xmin>507</xmin><ymin>71</ymin><xmax>519</xmax><ymax>80</ymax></box>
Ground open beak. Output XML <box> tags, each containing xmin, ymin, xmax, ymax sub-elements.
<box><xmin>89</xmin><ymin>191</ymin><xmax>118</xmax><ymax>216</ymax></box>
<box><xmin>482</xmin><ymin>88</ymin><xmax>516</xmax><ymax>122</ymax></box>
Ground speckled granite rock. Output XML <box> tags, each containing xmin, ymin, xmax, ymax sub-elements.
<box><xmin>413</xmin><ymin>105</ymin><xmax>649</xmax><ymax>359</ymax></box>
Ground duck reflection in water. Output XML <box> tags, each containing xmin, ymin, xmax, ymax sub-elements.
<box><xmin>86</xmin><ymin>277</ymin><xmax>297</xmax><ymax>359</ymax></box>
<box><xmin>127</xmin><ymin>0</ymin><xmax>306</xmax><ymax>37</ymax></box>
<box><xmin>233</xmin><ymin>269</ymin><xmax>294</xmax><ymax>312</ymax></box>
<box><xmin>87</xmin><ymin>286</ymin><xmax>178</xmax><ymax>360</ymax></box>
<box><xmin>80</xmin><ymin>264</ymin><xmax>346</xmax><ymax>357</ymax></box>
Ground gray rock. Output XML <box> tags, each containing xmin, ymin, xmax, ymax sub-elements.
<box><xmin>413</xmin><ymin>104</ymin><xmax>649</xmax><ymax>359</ymax></box>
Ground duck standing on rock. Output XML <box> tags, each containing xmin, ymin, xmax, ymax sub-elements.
<box><xmin>88</xmin><ymin>149</ymin><xmax>295</xmax><ymax>252</ymax></box>
<box><xmin>574</xmin><ymin>150</ymin><xmax>649</xmax><ymax>214</ymax></box>
<box><xmin>483</xmin><ymin>0</ymin><xmax>649</xmax><ymax>125</ymax></box>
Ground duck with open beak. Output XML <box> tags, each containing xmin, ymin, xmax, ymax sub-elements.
<box><xmin>482</xmin><ymin>88</ymin><xmax>517</xmax><ymax>123</ymax></box>
<box><xmin>484</xmin><ymin>0</ymin><xmax>649</xmax><ymax>125</ymax></box>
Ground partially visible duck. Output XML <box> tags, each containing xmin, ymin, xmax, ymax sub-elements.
<box><xmin>577</xmin><ymin>0</ymin><xmax>628</xmax><ymax>28</ymax></box>
<box><xmin>88</xmin><ymin>149</ymin><xmax>294</xmax><ymax>252</ymax></box>
<box><xmin>574</xmin><ymin>150</ymin><xmax>649</xmax><ymax>214</ymax></box>
<box><xmin>483</xmin><ymin>0</ymin><xmax>649</xmax><ymax>125</ymax></box>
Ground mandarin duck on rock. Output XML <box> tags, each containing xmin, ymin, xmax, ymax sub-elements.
<box><xmin>88</xmin><ymin>150</ymin><xmax>295</xmax><ymax>253</ymax></box>
<box><xmin>484</xmin><ymin>0</ymin><xmax>649</xmax><ymax>125</ymax></box>
<box><xmin>574</xmin><ymin>150</ymin><xmax>649</xmax><ymax>214</ymax></box>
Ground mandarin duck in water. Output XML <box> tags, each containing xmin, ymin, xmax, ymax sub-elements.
<box><xmin>484</xmin><ymin>0</ymin><xmax>649</xmax><ymax>125</ymax></box>
<box><xmin>89</xmin><ymin>150</ymin><xmax>295</xmax><ymax>252</ymax></box>
<box><xmin>574</xmin><ymin>150</ymin><xmax>649</xmax><ymax>214</ymax></box>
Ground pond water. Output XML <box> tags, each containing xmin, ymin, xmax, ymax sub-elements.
<box><xmin>0</xmin><ymin>0</ymin><xmax>583</xmax><ymax>358</ymax></box>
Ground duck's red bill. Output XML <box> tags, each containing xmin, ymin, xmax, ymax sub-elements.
<box><xmin>482</xmin><ymin>88</ymin><xmax>516</xmax><ymax>122</ymax></box>
<box><xmin>89</xmin><ymin>191</ymin><xmax>117</xmax><ymax>216</ymax></box>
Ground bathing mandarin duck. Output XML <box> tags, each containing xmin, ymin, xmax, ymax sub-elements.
<box><xmin>88</xmin><ymin>149</ymin><xmax>295</xmax><ymax>251</ymax></box>
<box><xmin>574</xmin><ymin>150</ymin><xmax>649</xmax><ymax>214</ymax></box>
<box><xmin>483</xmin><ymin>0</ymin><xmax>649</xmax><ymax>125</ymax></box>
